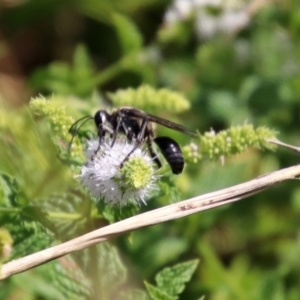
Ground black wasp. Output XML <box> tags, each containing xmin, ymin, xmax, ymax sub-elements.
<box><xmin>69</xmin><ymin>107</ymin><xmax>197</xmax><ymax>174</ymax></box>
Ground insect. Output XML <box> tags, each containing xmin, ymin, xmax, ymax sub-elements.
<box><xmin>69</xmin><ymin>107</ymin><xmax>197</xmax><ymax>174</ymax></box>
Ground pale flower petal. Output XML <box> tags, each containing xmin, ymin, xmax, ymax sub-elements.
<box><xmin>78</xmin><ymin>138</ymin><xmax>159</xmax><ymax>206</ymax></box>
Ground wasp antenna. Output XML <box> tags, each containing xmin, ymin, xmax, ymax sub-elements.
<box><xmin>68</xmin><ymin>115</ymin><xmax>93</xmax><ymax>154</ymax></box>
<box><xmin>68</xmin><ymin>135</ymin><xmax>76</xmax><ymax>154</ymax></box>
<box><xmin>68</xmin><ymin>115</ymin><xmax>92</xmax><ymax>134</ymax></box>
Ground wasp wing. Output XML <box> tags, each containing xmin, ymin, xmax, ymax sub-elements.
<box><xmin>122</xmin><ymin>107</ymin><xmax>197</xmax><ymax>137</ymax></box>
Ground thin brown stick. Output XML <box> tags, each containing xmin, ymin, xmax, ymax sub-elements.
<box><xmin>1</xmin><ymin>163</ymin><xmax>300</xmax><ymax>280</ymax></box>
<box><xmin>266</xmin><ymin>138</ymin><xmax>300</xmax><ymax>154</ymax></box>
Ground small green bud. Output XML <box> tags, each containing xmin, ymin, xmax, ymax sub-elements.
<box><xmin>199</xmin><ymin>125</ymin><xmax>277</xmax><ymax>160</ymax></box>
<box><xmin>29</xmin><ymin>96</ymin><xmax>82</xmax><ymax>157</ymax></box>
<box><xmin>182</xmin><ymin>142</ymin><xmax>202</xmax><ymax>164</ymax></box>
<box><xmin>120</xmin><ymin>156</ymin><xmax>154</xmax><ymax>190</ymax></box>
<box><xmin>185</xmin><ymin>125</ymin><xmax>277</xmax><ymax>163</ymax></box>
<box><xmin>108</xmin><ymin>84</ymin><xmax>190</xmax><ymax>114</ymax></box>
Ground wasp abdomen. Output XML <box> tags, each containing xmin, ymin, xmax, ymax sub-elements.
<box><xmin>154</xmin><ymin>136</ymin><xmax>184</xmax><ymax>174</ymax></box>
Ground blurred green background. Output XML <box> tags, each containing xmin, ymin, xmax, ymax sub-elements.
<box><xmin>1</xmin><ymin>0</ymin><xmax>300</xmax><ymax>299</ymax></box>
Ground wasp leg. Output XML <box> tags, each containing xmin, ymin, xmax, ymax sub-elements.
<box><xmin>147</xmin><ymin>138</ymin><xmax>162</xmax><ymax>169</ymax></box>
<box><xmin>68</xmin><ymin>116</ymin><xmax>93</xmax><ymax>154</ymax></box>
<box><xmin>111</xmin><ymin>115</ymin><xmax>123</xmax><ymax>147</ymax></box>
<box><xmin>120</xmin><ymin>117</ymin><xmax>148</xmax><ymax>167</ymax></box>
<box><xmin>94</xmin><ymin>133</ymin><xmax>105</xmax><ymax>154</ymax></box>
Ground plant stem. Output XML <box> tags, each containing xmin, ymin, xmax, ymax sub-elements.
<box><xmin>0</xmin><ymin>207</ymin><xmax>20</xmax><ymax>213</ymax></box>
<box><xmin>93</xmin><ymin>54</ymin><xmax>134</xmax><ymax>87</ymax></box>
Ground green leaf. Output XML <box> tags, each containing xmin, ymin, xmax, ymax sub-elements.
<box><xmin>145</xmin><ymin>282</ymin><xmax>175</xmax><ymax>300</ymax></box>
<box><xmin>99</xmin><ymin>201</ymin><xmax>140</xmax><ymax>223</ymax></box>
<box><xmin>258</xmin><ymin>272</ymin><xmax>285</xmax><ymax>300</ymax></box>
<box><xmin>112</xmin><ymin>13</ymin><xmax>143</xmax><ymax>54</ymax></box>
<box><xmin>119</xmin><ymin>289</ymin><xmax>149</xmax><ymax>300</ymax></box>
<box><xmin>50</xmin><ymin>259</ymin><xmax>91</xmax><ymax>299</ymax></box>
<box><xmin>98</xmin><ymin>243</ymin><xmax>127</xmax><ymax>286</ymax></box>
<box><xmin>29</xmin><ymin>45</ymin><xmax>96</xmax><ymax>97</ymax></box>
<box><xmin>0</xmin><ymin>173</ymin><xmax>17</xmax><ymax>206</ymax></box>
<box><xmin>21</xmin><ymin>257</ymin><xmax>91</xmax><ymax>300</ymax></box>
<box><xmin>11</xmin><ymin>271</ymin><xmax>68</xmax><ymax>300</ymax></box>
<box><xmin>155</xmin><ymin>259</ymin><xmax>199</xmax><ymax>298</ymax></box>
<box><xmin>85</xmin><ymin>243</ymin><xmax>127</xmax><ymax>298</ymax></box>
<box><xmin>72</xmin><ymin>45</ymin><xmax>96</xmax><ymax>96</ymax></box>
<box><xmin>21</xmin><ymin>205</ymin><xmax>57</xmax><ymax>234</ymax></box>
<box><xmin>9</xmin><ymin>221</ymin><xmax>53</xmax><ymax>258</ymax></box>
<box><xmin>73</xmin><ymin>44</ymin><xmax>93</xmax><ymax>71</ymax></box>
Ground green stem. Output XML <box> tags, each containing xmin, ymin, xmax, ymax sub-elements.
<box><xmin>0</xmin><ymin>207</ymin><xmax>20</xmax><ymax>213</ymax></box>
<box><xmin>0</xmin><ymin>208</ymin><xmax>103</xmax><ymax>221</ymax></box>
<box><xmin>47</xmin><ymin>212</ymin><xmax>102</xmax><ymax>220</ymax></box>
<box><xmin>0</xmin><ymin>207</ymin><xmax>79</xmax><ymax>219</ymax></box>
<box><xmin>48</xmin><ymin>212</ymin><xmax>82</xmax><ymax>220</ymax></box>
<box><xmin>93</xmin><ymin>54</ymin><xmax>134</xmax><ymax>87</ymax></box>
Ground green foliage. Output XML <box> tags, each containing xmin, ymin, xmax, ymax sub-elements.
<box><xmin>145</xmin><ymin>282</ymin><xmax>175</xmax><ymax>300</ymax></box>
<box><xmin>0</xmin><ymin>173</ymin><xmax>21</xmax><ymax>206</ymax></box>
<box><xmin>112</xmin><ymin>12</ymin><xmax>143</xmax><ymax>54</ymax></box>
<box><xmin>108</xmin><ymin>85</ymin><xmax>191</xmax><ymax>114</ymax></box>
<box><xmin>155</xmin><ymin>259</ymin><xmax>199</xmax><ymax>298</ymax></box>
<box><xmin>1</xmin><ymin>88</ymin><xmax>276</xmax><ymax>297</ymax></box>
<box><xmin>29</xmin><ymin>45</ymin><xmax>96</xmax><ymax>97</ymax></box>
<box><xmin>29</xmin><ymin>95</ymin><xmax>83</xmax><ymax>159</ymax></box>
<box><xmin>99</xmin><ymin>201</ymin><xmax>140</xmax><ymax>223</ymax></box>
<box><xmin>197</xmin><ymin>125</ymin><xmax>277</xmax><ymax>161</ymax></box>
<box><xmin>1</xmin><ymin>1</ymin><xmax>300</xmax><ymax>299</ymax></box>
<box><xmin>0</xmin><ymin>174</ymin><xmax>54</xmax><ymax>258</ymax></box>
<box><xmin>145</xmin><ymin>259</ymin><xmax>199</xmax><ymax>300</ymax></box>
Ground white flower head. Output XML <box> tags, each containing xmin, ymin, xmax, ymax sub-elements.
<box><xmin>164</xmin><ymin>0</ymin><xmax>250</xmax><ymax>40</ymax></box>
<box><xmin>79</xmin><ymin>137</ymin><xmax>159</xmax><ymax>206</ymax></box>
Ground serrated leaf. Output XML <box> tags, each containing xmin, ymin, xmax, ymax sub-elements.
<box><xmin>2</xmin><ymin>250</ymin><xmax>90</xmax><ymax>299</ymax></box>
<box><xmin>36</xmin><ymin>192</ymin><xmax>88</xmax><ymax>240</ymax></box>
<box><xmin>112</xmin><ymin>13</ymin><xmax>143</xmax><ymax>54</ymax></box>
<box><xmin>9</xmin><ymin>222</ymin><xmax>53</xmax><ymax>258</ymax></box>
<box><xmin>155</xmin><ymin>259</ymin><xmax>199</xmax><ymax>297</ymax></box>
<box><xmin>145</xmin><ymin>282</ymin><xmax>175</xmax><ymax>300</ymax></box>
<box><xmin>98</xmin><ymin>243</ymin><xmax>127</xmax><ymax>288</ymax></box>
<box><xmin>53</xmin><ymin>258</ymin><xmax>91</xmax><ymax>299</ymax></box>
<box><xmin>21</xmin><ymin>205</ymin><xmax>57</xmax><ymax>234</ymax></box>
<box><xmin>75</xmin><ymin>243</ymin><xmax>127</xmax><ymax>298</ymax></box>
<box><xmin>0</xmin><ymin>173</ymin><xmax>19</xmax><ymax>206</ymax></box>
<box><xmin>119</xmin><ymin>289</ymin><xmax>149</xmax><ymax>300</ymax></box>
<box><xmin>99</xmin><ymin>201</ymin><xmax>140</xmax><ymax>223</ymax></box>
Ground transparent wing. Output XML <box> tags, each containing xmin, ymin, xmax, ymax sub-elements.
<box><xmin>121</xmin><ymin>107</ymin><xmax>197</xmax><ymax>137</ymax></box>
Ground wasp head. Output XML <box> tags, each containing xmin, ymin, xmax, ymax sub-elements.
<box><xmin>94</xmin><ymin>110</ymin><xmax>114</xmax><ymax>137</ymax></box>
